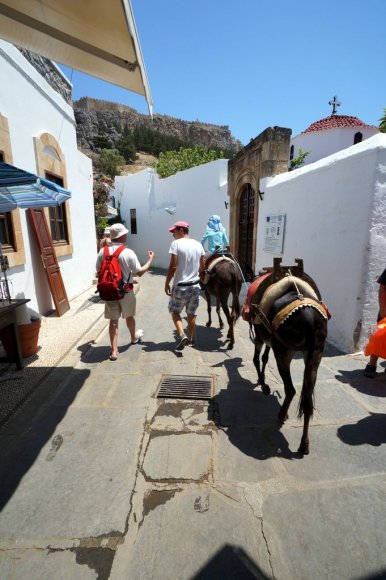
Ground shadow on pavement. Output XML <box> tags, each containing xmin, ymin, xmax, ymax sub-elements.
<box><xmin>191</xmin><ymin>544</ymin><xmax>270</xmax><ymax>579</ymax></box>
<box><xmin>0</xmin><ymin>367</ymin><xmax>90</xmax><ymax>510</ymax></box>
<box><xmin>337</xmin><ymin>413</ymin><xmax>386</xmax><ymax>447</ymax></box>
<box><xmin>210</xmin><ymin>356</ymin><xmax>301</xmax><ymax>460</ymax></box>
<box><xmin>335</xmin><ymin>368</ymin><xmax>386</xmax><ymax>397</ymax></box>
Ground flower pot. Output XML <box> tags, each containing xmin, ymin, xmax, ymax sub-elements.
<box><xmin>18</xmin><ymin>318</ymin><xmax>41</xmax><ymax>357</ymax></box>
<box><xmin>0</xmin><ymin>318</ymin><xmax>41</xmax><ymax>358</ymax></box>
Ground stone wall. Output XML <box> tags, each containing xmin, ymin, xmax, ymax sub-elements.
<box><xmin>228</xmin><ymin>126</ymin><xmax>291</xmax><ymax>268</ymax></box>
<box><xmin>17</xmin><ymin>48</ymin><xmax>72</xmax><ymax>104</ymax></box>
<box><xmin>74</xmin><ymin>97</ymin><xmax>242</xmax><ymax>153</ymax></box>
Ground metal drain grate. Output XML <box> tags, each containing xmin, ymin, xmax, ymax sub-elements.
<box><xmin>157</xmin><ymin>375</ymin><xmax>213</xmax><ymax>400</ymax></box>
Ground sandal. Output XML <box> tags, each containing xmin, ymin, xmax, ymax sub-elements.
<box><xmin>109</xmin><ymin>353</ymin><xmax>118</xmax><ymax>361</ymax></box>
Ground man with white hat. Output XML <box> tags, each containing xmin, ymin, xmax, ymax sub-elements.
<box><xmin>96</xmin><ymin>223</ymin><xmax>155</xmax><ymax>360</ymax></box>
<box><xmin>165</xmin><ymin>221</ymin><xmax>205</xmax><ymax>352</ymax></box>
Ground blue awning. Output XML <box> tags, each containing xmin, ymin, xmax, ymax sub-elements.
<box><xmin>0</xmin><ymin>163</ymin><xmax>71</xmax><ymax>212</ymax></box>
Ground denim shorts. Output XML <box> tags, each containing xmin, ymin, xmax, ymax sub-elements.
<box><xmin>168</xmin><ymin>285</ymin><xmax>200</xmax><ymax>316</ymax></box>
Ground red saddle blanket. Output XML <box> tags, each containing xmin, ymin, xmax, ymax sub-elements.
<box><xmin>241</xmin><ymin>273</ymin><xmax>270</xmax><ymax>321</ymax></box>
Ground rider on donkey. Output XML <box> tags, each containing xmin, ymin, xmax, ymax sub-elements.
<box><xmin>200</xmin><ymin>215</ymin><xmax>230</xmax><ymax>257</ymax></box>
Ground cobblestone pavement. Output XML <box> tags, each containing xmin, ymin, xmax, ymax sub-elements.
<box><xmin>0</xmin><ymin>286</ymin><xmax>106</xmax><ymax>427</ymax></box>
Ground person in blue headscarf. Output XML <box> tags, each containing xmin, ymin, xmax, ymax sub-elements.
<box><xmin>200</xmin><ymin>215</ymin><xmax>229</xmax><ymax>253</ymax></box>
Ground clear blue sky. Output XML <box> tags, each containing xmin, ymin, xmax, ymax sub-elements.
<box><xmin>59</xmin><ymin>0</ymin><xmax>386</xmax><ymax>146</ymax></box>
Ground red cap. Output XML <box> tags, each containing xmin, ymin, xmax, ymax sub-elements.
<box><xmin>168</xmin><ymin>221</ymin><xmax>189</xmax><ymax>232</ymax></box>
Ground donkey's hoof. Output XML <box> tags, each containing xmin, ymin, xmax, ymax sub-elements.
<box><xmin>206</xmin><ymin>322</ymin><xmax>211</xmax><ymax>328</ymax></box>
<box><xmin>298</xmin><ymin>440</ymin><xmax>310</xmax><ymax>455</ymax></box>
<box><xmin>298</xmin><ymin>444</ymin><xmax>310</xmax><ymax>456</ymax></box>
<box><xmin>262</xmin><ymin>383</ymin><xmax>271</xmax><ymax>396</ymax></box>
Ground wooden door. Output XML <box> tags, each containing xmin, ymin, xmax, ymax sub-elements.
<box><xmin>238</xmin><ymin>184</ymin><xmax>255</xmax><ymax>275</ymax></box>
<box><xmin>27</xmin><ymin>208</ymin><xmax>70</xmax><ymax>316</ymax></box>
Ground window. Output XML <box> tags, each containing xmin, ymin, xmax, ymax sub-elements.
<box><xmin>0</xmin><ymin>152</ymin><xmax>14</xmax><ymax>248</ymax></box>
<box><xmin>130</xmin><ymin>209</ymin><xmax>137</xmax><ymax>234</ymax></box>
<box><xmin>0</xmin><ymin>211</ymin><xmax>15</xmax><ymax>249</ymax></box>
<box><xmin>353</xmin><ymin>132</ymin><xmax>362</xmax><ymax>145</ymax></box>
<box><xmin>45</xmin><ymin>172</ymin><xmax>68</xmax><ymax>243</ymax></box>
<box><xmin>289</xmin><ymin>145</ymin><xmax>294</xmax><ymax>161</ymax></box>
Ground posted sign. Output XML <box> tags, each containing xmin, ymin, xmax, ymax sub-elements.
<box><xmin>263</xmin><ymin>214</ymin><xmax>286</xmax><ymax>254</ymax></box>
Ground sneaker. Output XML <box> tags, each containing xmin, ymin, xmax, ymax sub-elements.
<box><xmin>363</xmin><ymin>364</ymin><xmax>377</xmax><ymax>378</ymax></box>
<box><xmin>187</xmin><ymin>340</ymin><xmax>195</xmax><ymax>347</ymax></box>
<box><xmin>175</xmin><ymin>335</ymin><xmax>189</xmax><ymax>352</ymax></box>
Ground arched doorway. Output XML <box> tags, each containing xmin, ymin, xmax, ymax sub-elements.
<box><xmin>238</xmin><ymin>183</ymin><xmax>255</xmax><ymax>273</ymax></box>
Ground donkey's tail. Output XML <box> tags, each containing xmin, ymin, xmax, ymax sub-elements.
<box><xmin>231</xmin><ymin>268</ymin><xmax>241</xmax><ymax>322</ymax></box>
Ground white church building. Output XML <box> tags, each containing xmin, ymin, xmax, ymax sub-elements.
<box><xmin>290</xmin><ymin>96</ymin><xmax>379</xmax><ymax>166</ymax></box>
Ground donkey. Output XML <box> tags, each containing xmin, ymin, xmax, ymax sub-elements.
<box><xmin>201</xmin><ymin>256</ymin><xmax>243</xmax><ymax>349</ymax></box>
<box><xmin>248</xmin><ymin>268</ymin><xmax>328</xmax><ymax>455</ymax></box>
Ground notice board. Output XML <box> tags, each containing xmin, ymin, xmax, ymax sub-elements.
<box><xmin>263</xmin><ymin>214</ymin><xmax>286</xmax><ymax>254</ymax></box>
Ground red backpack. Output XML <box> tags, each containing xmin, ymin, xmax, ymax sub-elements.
<box><xmin>97</xmin><ymin>245</ymin><xmax>131</xmax><ymax>301</ymax></box>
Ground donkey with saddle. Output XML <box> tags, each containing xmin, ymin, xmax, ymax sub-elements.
<box><xmin>200</xmin><ymin>249</ymin><xmax>243</xmax><ymax>349</ymax></box>
<box><xmin>242</xmin><ymin>258</ymin><xmax>330</xmax><ymax>455</ymax></box>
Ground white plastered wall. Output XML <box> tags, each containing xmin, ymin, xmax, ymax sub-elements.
<box><xmin>257</xmin><ymin>133</ymin><xmax>386</xmax><ymax>353</ymax></box>
<box><xmin>0</xmin><ymin>41</ymin><xmax>96</xmax><ymax>313</ymax></box>
<box><xmin>114</xmin><ymin>159</ymin><xmax>229</xmax><ymax>269</ymax></box>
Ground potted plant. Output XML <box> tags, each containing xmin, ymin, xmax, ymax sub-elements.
<box><xmin>0</xmin><ymin>304</ymin><xmax>41</xmax><ymax>359</ymax></box>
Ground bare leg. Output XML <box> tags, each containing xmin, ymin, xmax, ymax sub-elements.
<box><xmin>125</xmin><ymin>316</ymin><xmax>136</xmax><ymax>343</ymax></box>
<box><xmin>172</xmin><ymin>312</ymin><xmax>185</xmax><ymax>337</ymax></box>
<box><xmin>187</xmin><ymin>314</ymin><xmax>197</xmax><ymax>341</ymax></box>
<box><xmin>109</xmin><ymin>320</ymin><xmax>119</xmax><ymax>357</ymax></box>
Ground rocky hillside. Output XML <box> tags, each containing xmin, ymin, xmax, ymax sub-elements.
<box><xmin>74</xmin><ymin>97</ymin><xmax>242</xmax><ymax>154</ymax></box>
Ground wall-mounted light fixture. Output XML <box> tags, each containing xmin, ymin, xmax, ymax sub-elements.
<box><xmin>224</xmin><ymin>201</ymin><xmax>229</xmax><ymax>209</ymax></box>
<box><xmin>258</xmin><ymin>190</ymin><xmax>264</xmax><ymax>201</ymax></box>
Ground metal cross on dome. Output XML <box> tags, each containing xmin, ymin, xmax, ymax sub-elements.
<box><xmin>329</xmin><ymin>95</ymin><xmax>341</xmax><ymax>115</ymax></box>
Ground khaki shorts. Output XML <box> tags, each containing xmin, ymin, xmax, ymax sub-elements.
<box><xmin>104</xmin><ymin>291</ymin><xmax>136</xmax><ymax>320</ymax></box>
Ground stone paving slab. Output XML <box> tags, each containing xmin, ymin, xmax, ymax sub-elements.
<box><xmin>214</xmin><ymin>427</ymin><xmax>277</xmax><ymax>482</ymax></box>
<box><xmin>110</xmin><ymin>489</ymin><xmax>272</xmax><ymax>580</ymax></box>
<box><xmin>262</xmin><ymin>484</ymin><xmax>386</xmax><ymax>580</ymax></box>
<box><xmin>0</xmin><ymin>548</ymin><xmax>103</xmax><ymax>580</ymax></box>
<box><xmin>0</xmin><ymin>406</ymin><xmax>145</xmax><ymax>540</ymax></box>
<box><xmin>143</xmin><ymin>432</ymin><xmax>212</xmax><ymax>481</ymax></box>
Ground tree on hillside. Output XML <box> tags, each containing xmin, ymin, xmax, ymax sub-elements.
<box><xmin>116</xmin><ymin>134</ymin><xmax>137</xmax><ymax>163</ymax></box>
<box><xmin>97</xmin><ymin>149</ymin><xmax>125</xmax><ymax>177</ymax></box>
<box><xmin>379</xmin><ymin>108</ymin><xmax>386</xmax><ymax>133</ymax></box>
<box><xmin>154</xmin><ymin>144</ymin><xmax>225</xmax><ymax>178</ymax></box>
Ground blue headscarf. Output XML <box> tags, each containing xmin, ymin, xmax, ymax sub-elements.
<box><xmin>201</xmin><ymin>215</ymin><xmax>229</xmax><ymax>251</ymax></box>
<box><xmin>205</xmin><ymin>215</ymin><xmax>226</xmax><ymax>233</ymax></box>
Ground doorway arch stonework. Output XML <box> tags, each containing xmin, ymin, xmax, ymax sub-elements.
<box><xmin>228</xmin><ymin>126</ymin><xmax>291</xmax><ymax>273</ymax></box>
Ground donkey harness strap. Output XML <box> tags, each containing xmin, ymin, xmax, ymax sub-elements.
<box><xmin>271</xmin><ymin>298</ymin><xmax>328</xmax><ymax>331</ymax></box>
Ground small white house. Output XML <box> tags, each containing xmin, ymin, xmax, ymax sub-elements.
<box><xmin>115</xmin><ymin>159</ymin><xmax>230</xmax><ymax>268</ymax></box>
<box><xmin>290</xmin><ymin>113</ymin><xmax>379</xmax><ymax>166</ymax></box>
<box><xmin>0</xmin><ymin>41</ymin><xmax>96</xmax><ymax>314</ymax></box>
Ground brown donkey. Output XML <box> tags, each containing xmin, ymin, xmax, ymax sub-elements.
<box><xmin>201</xmin><ymin>256</ymin><xmax>243</xmax><ymax>349</ymax></box>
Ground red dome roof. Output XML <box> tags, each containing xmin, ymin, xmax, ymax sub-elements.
<box><xmin>302</xmin><ymin>115</ymin><xmax>378</xmax><ymax>134</ymax></box>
